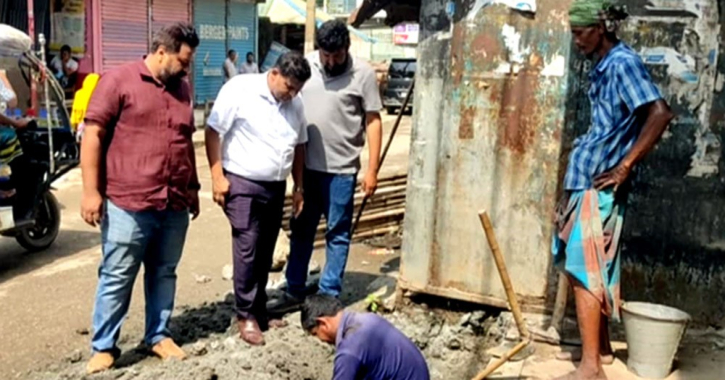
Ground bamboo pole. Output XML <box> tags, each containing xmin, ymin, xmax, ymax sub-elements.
<box><xmin>471</xmin><ymin>211</ymin><xmax>533</xmax><ymax>380</ymax></box>
<box><xmin>304</xmin><ymin>0</ymin><xmax>316</xmax><ymax>55</ymax></box>
<box><xmin>471</xmin><ymin>340</ymin><xmax>529</xmax><ymax>380</ymax></box>
<box><xmin>478</xmin><ymin>211</ymin><xmax>530</xmax><ymax>340</ymax></box>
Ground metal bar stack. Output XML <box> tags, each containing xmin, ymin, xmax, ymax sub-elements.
<box><xmin>281</xmin><ymin>173</ymin><xmax>407</xmax><ymax>247</ymax></box>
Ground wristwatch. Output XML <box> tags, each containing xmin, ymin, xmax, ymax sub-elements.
<box><xmin>293</xmin><ymin>186</ymin><xmax>304</xmax><ymax>194</ymax></box>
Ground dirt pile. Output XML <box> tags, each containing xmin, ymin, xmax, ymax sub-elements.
<box><xmin>26</xmin><ymin>295</ymin><xmax>497</xmax><ymax>380</ymax></box>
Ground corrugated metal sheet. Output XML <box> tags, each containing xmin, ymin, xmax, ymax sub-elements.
<box><xmin>400</xmin><ymin>0</ymin><xmax>572</xmax><ymax>307</ymax></box>
<box><xmin>227</xmin><ymin>1</ymin><xmax>256</xmax><ymax>62</ymax></box>
<box><xmin>151</xmin><ymin>0</ymin><xmax>190</xmax><ymax>35</ymax></box>
<box><xmin>193</xmin><ymin>0</ymin><xmax>227</xmax><ymax>104</ymax></box>
<box><xmin>100</xmin><ymin>0</ymin><xmax>149</xmax><ymax>72</ymax></box>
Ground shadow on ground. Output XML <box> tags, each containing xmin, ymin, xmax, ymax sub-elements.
<box><xmin>0</xmin><ymin>229</ymin><xmax>100</xmax><ymax>284</ymax></box>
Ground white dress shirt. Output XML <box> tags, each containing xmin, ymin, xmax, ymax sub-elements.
<box><xmin>50</xmin><ymin>56</ymin><xmax>79</xmax><ymax>74</ymax></box>
<box><xmin>207</xmin><ymin>73</ymin><xmax>307</xmax><ymax>182</ymax></box>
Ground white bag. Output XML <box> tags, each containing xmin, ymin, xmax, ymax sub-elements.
<box><xmin>0</xmin><ymin>24</ymin><xmax>32</xmax><ymax>56</ymax></box>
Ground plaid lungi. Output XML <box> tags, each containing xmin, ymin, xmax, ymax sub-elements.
<box><xmin>0</xmin><ymin>126</ymin><xmax>22</xmax><ymax>165</ymax></box>
<box><xmin>552</xmin><ymin>189</ymin><xmax>626</xmax><ymax>321</ymax></box>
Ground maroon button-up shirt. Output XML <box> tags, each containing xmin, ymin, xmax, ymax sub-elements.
<box><xmin>84</xmin><ymin>60</ymin><xmax>199</xmax><ymax>212</ymax></box>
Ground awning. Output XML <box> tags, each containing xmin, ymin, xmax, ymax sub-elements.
<box><xmin>259</xmin><ymin>0</ymin><xmax>376</xmax><ymax>43</ymax></box>
<box><xmin>348</xmin><ymin>0</ymin><xmax>421</xmax><ymax>28</ymax></box>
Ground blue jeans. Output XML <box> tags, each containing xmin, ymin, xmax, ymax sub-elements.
<box><xmin>91</xmin><ymin>200</ymin><xmax>189</xmax><ymax>353</ymax></box>
<box><xmin>286</xmin><ymin>169</ymin><xmax>356</xmax><ymax>298</ymax></box>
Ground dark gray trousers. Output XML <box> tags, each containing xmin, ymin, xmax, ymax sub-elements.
<box><xmin>224</xmin><ymin>172</ymin><xmax>286</xmax><ymax>321</ymax></box>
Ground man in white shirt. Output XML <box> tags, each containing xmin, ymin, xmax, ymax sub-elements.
<box><xmin>205</xmin><ymin>52</ymin><xmax>311</xmax><ymax>346</ymax></box>
<box><xmin>240</xmin><ymin>52</ymin><xmax>259</xmax><ymax>74</ymax></box>
<box><xmin>223</xmin><ymin>49</ymin><xmax>238</xmax><ymax>82</ymax></box>
<box><xmin>50</xmin><ymin>45</ymin><xmax>79</xmax><ymax>89</ymax></box>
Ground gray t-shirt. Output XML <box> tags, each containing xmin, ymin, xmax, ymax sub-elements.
<box><xmin>301</xmin><ymin>52</ymin><xmax>382</xmax><ymax>174</ymax></box>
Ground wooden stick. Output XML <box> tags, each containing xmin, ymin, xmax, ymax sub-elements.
<box><xmin>478</xmin><ymin>211</ymin><xmax>530</xmax><ymax>340</ymax></box>
<box><xmin>550</xmin><ymin>273</ymin><xmax>569</xmax><ymax>332</ymax></box>
<box><xmin>471</xmin><ymin>340</ymin><xmax>530</xmax><ymax>380</ymax></box>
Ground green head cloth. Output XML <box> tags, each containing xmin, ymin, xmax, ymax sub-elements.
<box><xmin>569</xmin><ymin>0</ymin><xmax>610</xmax><ymax>27</ymax></box>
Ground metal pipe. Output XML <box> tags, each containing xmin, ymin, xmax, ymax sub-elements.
<box><xmin>38</xmin><ymin>33</ymin><xmax>55</xmax><ymax>174</ymax></box>
<box><xmin>351</xmin><ymin>79</ymin><xmax>415</xmax><ymax>235</ymax></box>
<box><xmin>304</xmin><ymin>0</ymin><xmax>316</xmax><ymax>54</ymax></box>
<box><xmin>27</xmin><ymin>0</ymin><xmax>38</xmax><ymax>114</ymax></box>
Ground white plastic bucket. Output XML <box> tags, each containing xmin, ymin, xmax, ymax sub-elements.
<box><xmin>0</xmin><ymin>206</ymin><xmax>14</xmax><ymax>230</ymax></box>
<box><xmin>622</xmin><ymin>301</ymin><xmax>691</xmax><ymax>379</ymax></box>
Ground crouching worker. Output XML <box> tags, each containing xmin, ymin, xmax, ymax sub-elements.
<box><xmin>301</xmin><ymin>295</ymin><xmax>430</xmax><ymax>380</ymax></box>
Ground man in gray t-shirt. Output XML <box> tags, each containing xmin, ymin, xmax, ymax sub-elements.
<box><xmin>269</xmin><ymin>20</ymin><xmax>383</xmax><ymax>313</ymax></box>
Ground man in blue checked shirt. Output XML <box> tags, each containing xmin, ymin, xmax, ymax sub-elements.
<box><xmin>552</xmin><ymin>1</ymin><xmax>674</xmax><ymax>380</ymax></box>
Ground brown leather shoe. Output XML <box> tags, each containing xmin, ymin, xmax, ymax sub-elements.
<box><xmin>238</xmin><ymin>319</ymin><xmax>265</xmax><ymax>346</ymax></box>
<box><xmin>151</xmin><ymin>338</ymin><xmax>187</xmax><ymax>361</ymax></box>
<box><xmin>86</xmin><ymin>352</ymin><xmax>114</xmax><ymax>374</ymax></box>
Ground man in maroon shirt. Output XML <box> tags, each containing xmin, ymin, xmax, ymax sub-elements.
<box><xmin>80</xmin><ymin>22</ymin><xmax>200</xmax><ymax>374</ymax></box>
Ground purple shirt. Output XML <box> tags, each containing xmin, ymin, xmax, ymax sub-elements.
<box><xmin>84</xmin><ymin>60</ymin><xmax>199</xmax><ymax>212</ymax></box>
<box><xmin>334</xmin><ymin>312</ymin><xmax>430</xmax><ymax>380</ymax></box>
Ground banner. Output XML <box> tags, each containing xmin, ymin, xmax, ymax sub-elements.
<box><xmin>393</xmin><ymin>24</ymin><xmax>419</xmax><ymax>45</ymax></box>
<box><xmin>51</xmin><ymin>0</ymin><xmax>85</xmax><ymax>54</ymax></box>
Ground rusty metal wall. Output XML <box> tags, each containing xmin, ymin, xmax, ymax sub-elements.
<box><xmin>404</xmin><ymin>0</ymin><xmax>725</xmax><ymax>324</ymax></box>
<box><xmin>401</xmin><ymin>0</ymin><xmax>572</xmax><ymax>307</ymax></box>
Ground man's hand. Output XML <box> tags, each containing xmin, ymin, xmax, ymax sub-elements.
<box><xmin>81</xmin><ymin>190</ymin><xmax>104</xmax><ymax>227</ymax></box>
<box><xmin>190</xmin><ymin>190</ymin><xmax>200</xmax><ymax>220</ymax></box>
<box><xmin>12</xmin><ymin>118</ymin><xmax>30</xmax><ymax>129</ymax></box>
<box><xmin>212</xmin><ymin>174</ymin><xmax>230</xmax><ymax>207</ymax></box>
<box><xmin>361</xmin><ymin>170</ymin><xmax>378</xmax><ymax>197</ymax></box>
<box><xmin>594</xmin><ymin>163</ymin><xmax>632</xmax><ymax>191</ymax></box>
<box><xmin>292</xmin><ymin>191</ymin><xmax>304</xmax><ymax>218</ymax></box>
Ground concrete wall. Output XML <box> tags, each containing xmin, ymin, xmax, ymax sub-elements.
<box><xmin>565</xmin><ymin>0</ymin><xmax>725</xmax><ymax>326</ymax></box>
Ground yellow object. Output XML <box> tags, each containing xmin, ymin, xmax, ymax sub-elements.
<box><xmin>70</xmin><ymin>73</ymin><xmax>100</xmax><ymax>131</ymax></box>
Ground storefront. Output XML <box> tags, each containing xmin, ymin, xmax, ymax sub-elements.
<box><xmin>193</xmin><ymin>0</ymin><xmax>258</xmax><ymax>105</ymax></box>
<box><xmin>96</xmin><ymin>0</ymin><xmax>191</xmax><ymax>73</ymax></box>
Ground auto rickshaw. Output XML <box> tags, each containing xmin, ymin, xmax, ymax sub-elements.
<box><xmin>0</xmin><ymin>24</ymin><xmax>79</xmax><ymax>251</ymax></box>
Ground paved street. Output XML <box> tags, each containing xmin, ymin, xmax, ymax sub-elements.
<box><xmin>0</xmin><ymin>114</ymin><xmax>411</xmax><ymax>378</ymax></box>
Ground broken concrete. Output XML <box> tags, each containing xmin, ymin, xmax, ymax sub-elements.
<box><xmin>25</xmin><ymin>298</ymin><xmax>495</xmax><ymax>380</ymax></box>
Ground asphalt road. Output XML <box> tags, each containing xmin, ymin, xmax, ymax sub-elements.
<box><xmin>0</xmin><ymin>114</ymin><xmax>411</xmax><ymax>378</ymax></box>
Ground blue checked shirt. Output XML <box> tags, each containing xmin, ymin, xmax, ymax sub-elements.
<box><xmin>564</xmin><ymin>43</ymin><xmax>663</xmax><ymax>190</ymax></box>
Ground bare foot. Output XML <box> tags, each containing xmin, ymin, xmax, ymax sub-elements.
<box><xmin>553</xmin><ymin>367</ymin><xmax>607</xmax><ymax>380</ymax></box>
<box><xmin>556</xmin><ymin>349</ymin><xmax>614</xmax><ymax>365</ymax></box>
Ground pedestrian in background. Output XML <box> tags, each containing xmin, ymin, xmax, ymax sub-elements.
<box><xmin>552</xmin><ymin>2</ymin><xmax>673</xmax><ymax>379</ymax></box>
<box><xmin>80</xmin><ymin>22</ymin><xmax>200</xmax><ymax>374</ymax></box>
<box><xmin>224</xmin><ymin>49</ymin><xmax>238</xmax><ymax>82</ymax></box>
<box><xmin>240</xmin><ymin>52</ymin><xmax>259</xmax><ymax>74</ymax></box>
<box><xmin>205</xmin><ymin>52</ymin><xmax>310</xmax><ymax>346</ymax></box>
<box><xmin>269</xmin><ymin>20</ymin><xmax>383</xmax><ymax>314</ymax></box>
